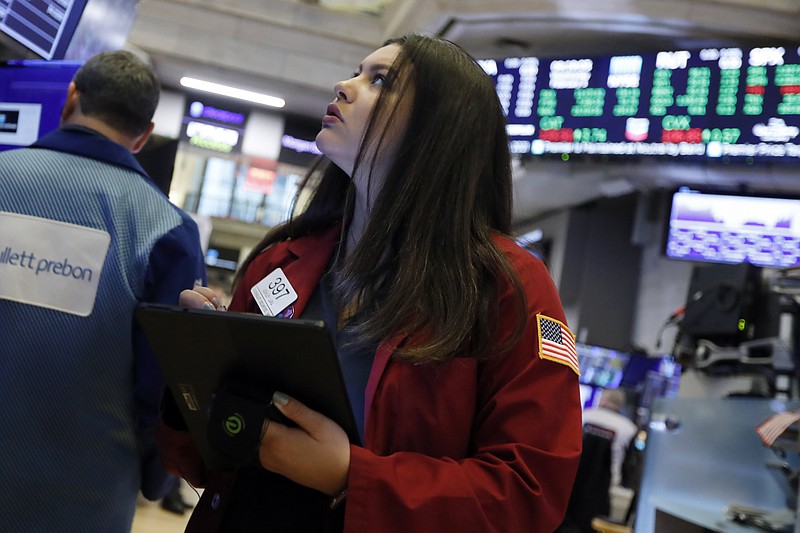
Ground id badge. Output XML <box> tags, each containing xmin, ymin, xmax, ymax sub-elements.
<box><xmin>250</xmin><ymin>267</ymin><xmax>298</xmax><ymax>317</ymax></box>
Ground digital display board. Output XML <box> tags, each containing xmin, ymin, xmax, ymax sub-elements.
<box><xmin>0</xmin><ymin>0</ymin><xmax>88</xmax><ymax>60</ymax></box>
<box><xmin>481</xmin><ymin>45</ymin><xmax>800</xmax><ymax>161</ymax></box>
<box><xmin>181</xmin><ymin>97</ymin><xmax>248</xmax><ymax>154</ymax></box>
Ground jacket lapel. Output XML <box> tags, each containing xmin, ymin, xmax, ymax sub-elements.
<box><xmin>279</xmin><ymin>225</ymin><xmax>341</xmax><ymax>318</ymax></box>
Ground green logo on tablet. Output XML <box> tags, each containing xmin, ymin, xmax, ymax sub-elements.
<box><xmin>224</xmin><ymin>414</ymin><xmax>244</xmax><ymax>436</ymax></box>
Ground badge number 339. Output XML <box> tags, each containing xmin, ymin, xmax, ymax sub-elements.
<box><xmin>251</xmin><ymin>267</ymin><xmax>298</xmax><ymax>317</ymax></box>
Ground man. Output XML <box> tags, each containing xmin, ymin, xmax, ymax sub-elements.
<box><xmin>582</xmin><ymin>388</ymin><xmax>638</xmax><ymax>487</ymax></box>
<box><xmin>0</xmin><ymin>50</ymin><xmax>206</xmax><ymax>531</ymax></box>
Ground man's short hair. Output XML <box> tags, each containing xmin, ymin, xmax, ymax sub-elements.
<box><xmin>599</xmin><ymin>389</ymin><xmax>626</xmax><ymax>411</ymax></box>
<box><xmin>72</xmin><ymin>50</ymin><xmax>160</xmax><ymax>137</ymax></box>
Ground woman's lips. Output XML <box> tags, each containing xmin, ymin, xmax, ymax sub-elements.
<box><xmin>324</xmin><ymin>103</ymin><xmax>342</xmax><ymax>122</ymax></box>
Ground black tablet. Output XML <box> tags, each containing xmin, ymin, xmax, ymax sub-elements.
<box><xmin>135</xmin><ymin>303</ymin><xmax>360</xmax><ymax>470</ymax></box>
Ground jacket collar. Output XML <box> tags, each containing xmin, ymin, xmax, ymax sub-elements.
<box><xmin>32</xmin><ymin>125</ymin><xmax>150</xmax><ymax>180</ymax></box>
<box><xmin>278</xmin><ymin>224</ymin><xmax>342</xmax><ymax>318</ymax></box>
<box><xmin>286</xmin><ymin>224</ymin><xmax>343</xmax><ymax>262</ymax></box>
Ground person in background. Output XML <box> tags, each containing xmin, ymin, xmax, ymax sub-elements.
<box><xmin>160</xmin><ymin>477</ymin><xmax>194</xmax><ymax>515</ymax></box>
<box><xmin>161</xmin><ymin>33</ymin><xmax>582</xmax><ymax>532</ymax></box>
<box><xmin>0</xmin><ymin>50</ymin><xmax>206</xmax><ymax>531</ymax></box>
<box><xmin>582</xmin><ymin>388</ymin><xmax>638</xmax><ymax>487</ymax></box>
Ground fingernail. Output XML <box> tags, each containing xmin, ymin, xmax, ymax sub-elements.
<box><xmin>203</xmin><ymin>302</ymin><xmax>215</xmax><ymax>310</ymax></box>
<box><xmin>212</xmin><ymin>297</ymin><xmax>220</xmax><ymax>307</ymax></box>
<box><xmin>273</xmin><ymin>391</ymin><xmax>289</xmax><ymax>406</ymax></box>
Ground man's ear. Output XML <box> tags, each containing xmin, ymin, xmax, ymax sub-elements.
<box><xmin>60</xmin><ymin>82</ymin><xmax>79</xmax><ymax>123</ymax></box>
<box><xmin>130</xmin><ymin>121</ymin><xmax>155</xmax><ymax>154</ymax></box>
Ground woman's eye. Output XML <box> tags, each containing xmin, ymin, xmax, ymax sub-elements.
<box><xmin>372</xmin><ymin>74</ymin><xmax>386</xmax><ymax>87</ymax></box>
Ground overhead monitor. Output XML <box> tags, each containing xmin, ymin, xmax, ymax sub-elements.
<box><xmin>0</xmin><ymin>0</ymin><xmax>138</xmax><ymax>61</ymax></box>
<box><xmin>665</xmin><ymin>187</ymin><xmax>800</xmax><ymax>268</ymax></box>
<box><xmin>483</xmin><ymin>45</ymin><xmax>800</xmax><ymax>162</ymax></box>
<box><xmin>0</xmin><ymin>0</ymin><xmax>88</xmax><ymax>59</ymax></box>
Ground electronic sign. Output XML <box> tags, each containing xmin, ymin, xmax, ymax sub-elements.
<box><xmin>481</xmin><ymin>45</ymin><xmax>800</xmax><ymax>161</ymax></box>
<box><xmin>279</xmin><ymin>117</ymin><xmax>323</xmax><ymax>167</ymax></box>
<box><xmin>181</xmin><ymin>98</ymin><xmax>248</xmax><ymax>154</ymax></box>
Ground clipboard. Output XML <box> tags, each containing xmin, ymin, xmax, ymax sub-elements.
<box><xmin>135</xmin><ymin>303</ymin><xmax>360</xmax><ymax>470</ymax></box>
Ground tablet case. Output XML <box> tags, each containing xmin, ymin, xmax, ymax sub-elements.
<box><xmin>135</xmin><ymin>303</ymin><xmax>360</xmax><ymax>470</ymax></box>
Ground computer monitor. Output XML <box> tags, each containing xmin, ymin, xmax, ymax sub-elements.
<box><xmin>0</xmin><ymin>60</ymin><xmax>81</xmax><ymax>151</ymax></box>
<box><xmin>665</xmin><ymin>187</ymin><xmax>800</xmax><ymax>269</ymax></box>
<box><xmin>576</xmin><ymin>343</ymin><xmax>631</xmax><ymax>389</ymax></box>
<box><xmin>579</xmin><ymin>384</ymin><xmax>600</xmax><ymax>410</ymax></box>
<box><xmin>620</xmin><ymin>353</ymin><xmax>682</xmax><ymax>405</ymax></box>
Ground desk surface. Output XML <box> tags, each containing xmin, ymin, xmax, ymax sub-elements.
<box><xmin>651</xmin><ymin>495</ymin><xmax>780</xmax><ymax>532</ymax></box>
<box><xmin>634</xmin><ymin>397</ymin><xmax>798</xmax><ymax>533</ymax></box>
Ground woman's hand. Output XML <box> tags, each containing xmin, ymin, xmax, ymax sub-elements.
<box><xmin>179</xmin><ymin>286</ymin><xmax>227</xmax><ymax>311</ymax></box>
<box><xmin>259</xmin><ymin>392</ymin><xmax>350</xmax><ymax>496</ymax></box>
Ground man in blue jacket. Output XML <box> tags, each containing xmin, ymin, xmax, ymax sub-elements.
<box><xmin>0</xmin><ymin>50</ymin><xmax>206</xmax><ymax>531</ymax></box>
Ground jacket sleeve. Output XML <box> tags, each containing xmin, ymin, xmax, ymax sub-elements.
<box><xmin>136</xmin><ymin>218</ymin><xmax>207</xmax><ymax>499</ymax></box>
<box><xmin>154</xmin><ymin>236</ymin><xmax>258</xmax><ymax>489</ymax></box>
<box><xmin>343</xmin><ymin>254</ymin><xmax>583</xmax><ymax>533</ymax></box>
<box><xmin>156</xmin><ymin>413</ymin><xmax>214</xmax><ymax>488</ymax></box>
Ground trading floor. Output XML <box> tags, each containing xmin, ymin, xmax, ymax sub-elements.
<box><xmin>132</xmin><ymin>486</ymin><xmax>199</xmax><ymax>533</ymax></box>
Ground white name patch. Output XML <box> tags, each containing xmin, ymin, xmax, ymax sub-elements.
<box><xmin>0</xmin><ymin>212</ymin><xmax>111</xmax><ymax>316</ymax></box>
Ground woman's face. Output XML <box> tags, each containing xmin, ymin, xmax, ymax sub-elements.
<box><xmin>316</xmin><ymin>43</ymin><xmax>409</xmax><ymax>179</ymax></box>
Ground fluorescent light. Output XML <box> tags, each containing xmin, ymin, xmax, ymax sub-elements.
<box><xmin>180</xmin><ymin>77</ymin><xmax>285</xmax><ymax>108</ymax></box>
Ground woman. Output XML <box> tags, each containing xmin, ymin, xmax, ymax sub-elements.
<box><xmin>161</xmin><ymin>33</ymin><xmax>582</xmax><ymax>532</ymax></box>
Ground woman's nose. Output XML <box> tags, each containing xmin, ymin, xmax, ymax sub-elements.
<box><xmin>333</xmin><ymin>80</ymin><xmax>350</xmax><ymax>103</ymax></box>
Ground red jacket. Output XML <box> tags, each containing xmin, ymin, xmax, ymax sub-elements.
<box><xmin>157</xmin><ymin>225</ymin><xmax>582</xmax><ymax>533</ymax></box>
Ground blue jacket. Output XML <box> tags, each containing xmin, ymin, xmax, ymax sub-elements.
<box><xmin>0</xmin><ymin>126</ymin><xmax>206</xmax><ymax>531</ymax></box>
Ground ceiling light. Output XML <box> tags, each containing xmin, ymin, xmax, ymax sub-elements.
<box><xmin>179</xmin><ymin>77</ymin><xmax>285</xmax><ymax>108</ymax></box>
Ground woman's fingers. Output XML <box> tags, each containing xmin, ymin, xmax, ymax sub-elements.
<box><xmin>179</xmin><ymin>287</ymin><xmax>225</xmax><ymax>310</ymax></box>
<box><xmin>271</xmin><ymin>392</ymin><xmax>332</xmax><ymax>437</ymax></box>
<box><xmin>259</xmin><ymin>392</ymin><xmax>350</xmax><ymax>496</ymax></box>
<box><xmin>193</xmin><ymin>286</ymin><xmax>224</xmax><ymax>307</ymax></box>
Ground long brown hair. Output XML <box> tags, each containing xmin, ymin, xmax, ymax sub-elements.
<box><xmin>236</xmin><ymin>34</ymin><xmax>526</xmax><ymax>362</ymax></box>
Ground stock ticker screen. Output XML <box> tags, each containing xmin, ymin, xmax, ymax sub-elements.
<box><xmin>481</xmin><ymin>45</ymin><xmax>800</xmax><ymax>161</ymax></box>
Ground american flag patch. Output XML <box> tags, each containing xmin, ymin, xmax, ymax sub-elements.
<box><xmin>536</xmin><ymin>314</ymin><xmax>580</xmax><ymax>375</ymax></box>
<box><xmin>756</xmin><ymin>410</ymin><xmax>800</xmax><ymax>447</ymax></box>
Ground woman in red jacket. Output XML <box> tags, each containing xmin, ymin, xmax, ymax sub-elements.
<box><xmin>163</xmin><ymin>33</ymin><xmax>582</xmax><ymax>532</ymax></box>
